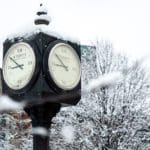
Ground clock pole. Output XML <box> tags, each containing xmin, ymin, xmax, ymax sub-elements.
<box><xmin>26</xmin><ymin>3</ymin><xmax>59</xmax><ymax>150</ymax></box>
<box><xmin>25</xmin><ymin>103</ymin><xmax>61</xmax><ymax>150</ymax></box>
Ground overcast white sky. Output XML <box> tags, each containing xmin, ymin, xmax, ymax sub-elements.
<box><xmin>0</xmin><ymin>0</ymin><xmax>150</xmax><ymax>66</ymax></box>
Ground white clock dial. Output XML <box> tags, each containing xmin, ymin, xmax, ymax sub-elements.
<box><xmin>3</xmin><ymin>42</ymin><xmax>36</xmax><ymax>90</ymax></box>
<box><xmin>48</xmin><ymin>43</ymin><xmax>81</xmax><ymax>90</ymax></box>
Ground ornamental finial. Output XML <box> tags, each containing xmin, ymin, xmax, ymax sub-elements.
<box><xmin>34</xmin><ymin>3</ymin><xmax>51</xmax><ymax>25</ymax></box>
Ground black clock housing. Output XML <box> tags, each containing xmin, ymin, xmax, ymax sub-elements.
<box><xmin>2</xmin><ymin>32</ymin><xmax>81</xmax><ymax>106</ymax></box>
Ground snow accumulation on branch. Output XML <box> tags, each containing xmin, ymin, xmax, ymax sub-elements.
<box><xmin>83</xmin><ymin>71</ymin><xmax>123</xmax><ymax>94</ymax></box>
<box><xmin>82</xmin><ymin>52</ymin><xmax>150</xmax><ymax>96</ymax></box>
<box><xmin>61</xmin><ymin>126</ymin><xmax>75</xmax><ymax>143</ymax></box>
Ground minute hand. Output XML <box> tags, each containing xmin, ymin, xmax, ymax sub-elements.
<box><xmin>9</xmin><ymin>57</ymin><xmax>23</xmax><ymax>70</ymax></box>
<box><xmin>55</xmin><ymin>54</ymin><xmax>68</xmax><ymax>71</ymax></box>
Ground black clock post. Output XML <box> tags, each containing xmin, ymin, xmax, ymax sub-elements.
<box><xmin>2</xmin><ymin>4</ymin><xmax>81</xmax><ymax>150</ymax></box>
<box><xmin>25</xmin><ymin>103</ymin><xmax>61</xmax><ymax>150</ymax></box>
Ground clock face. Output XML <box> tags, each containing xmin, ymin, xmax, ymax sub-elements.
<box><xmin>3</xmin><ymin>42</ymin><xmax>36</xmax><ymax>90</ymax></box>
<box><xmin>48</xmin><ymin>43</ymin><xmax>81</xmax><ymax>90</ymax></box>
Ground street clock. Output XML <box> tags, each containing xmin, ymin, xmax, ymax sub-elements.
<box><xmin>2</xmin><ymin>4</ymin><xmax>81</xmax><ymax>106</ymax></box>
<box><xmin>1</xmin><ymin>4</ymin><xmax>81</xmax><ymax>150</ymax></box>
<box><xmin>44</xmin><ymin>40</ymin><xmax>81</xmax><ymax>92</ymax></box>
<box><xmin>2</xmin><ymin>35</ymin><xmax>81</xmax><ymax>105</ymax></box>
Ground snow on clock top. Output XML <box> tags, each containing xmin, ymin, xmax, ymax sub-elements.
<box><xmin>5</xmin><ymin>4</ymin><xmax>79</xmax><ymax>44</ymax></box>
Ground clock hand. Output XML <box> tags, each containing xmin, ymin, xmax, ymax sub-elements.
<box><xmin>11</xmin><ymin>64</ymin><xmax>24</xmax><ymax>69</ymax></box>
<box><xmin>54</xmin><ymin>63</ymin><xmax>68</xmax><ymax>69</ymax></box>
<box><xmin>9</xmin><ymin>57</ymin><xmax>23</xmax><ymax>70</ymax></box>
<box><xmin>55</xmin><ymin>54</ymin><xmax>68</xmax><ymax>71</ymax></box>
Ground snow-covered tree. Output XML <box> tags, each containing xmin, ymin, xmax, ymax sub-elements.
<box><xmin>50</xmin><ymin>41</ymin><xmax>150</xmax><ymax>150</ymax></box>
<box><xmin>91</xmin><ymin>41</ymin><xmax>150</xmax><ymax>150</ymax></box>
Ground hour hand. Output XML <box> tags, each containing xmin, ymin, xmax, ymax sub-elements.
<box><xmin>11</xmin><ymin>64</ymin><xmax>24</xmax><ymax>69</ymax></box>
<box><xmin>54</xmin><ymin>63</ymin><xmax>68</xmax><ymax>70</ymax></box>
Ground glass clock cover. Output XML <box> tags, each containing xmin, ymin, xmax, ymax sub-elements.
<box><xmin>3</xmin><ymin>42</ymin><xmax>36</xmax><ymax>90</ymax></box>
<box><xmin>48</xmin><ymin>43</ymin><xmax>81</xmax><ymax>90</ymax></box>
